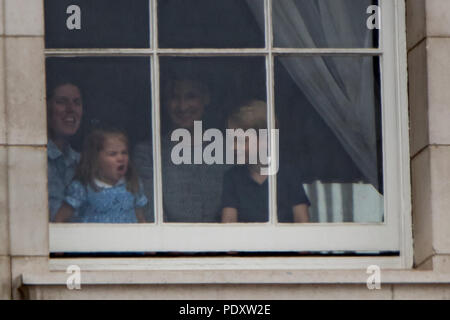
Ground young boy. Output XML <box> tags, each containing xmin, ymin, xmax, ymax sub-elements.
<box><xmin>221</xmin><ymin>100</ymin><xmax>310</xmax><ymax>223</ymax></box>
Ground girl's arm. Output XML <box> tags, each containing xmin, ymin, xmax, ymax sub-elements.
<box><xmin>222</xmin><ymin>207</ymin><xmax>238</xmax><ymax>223</ymax></box>
<box><xmin>135</xmin><ymin>207</ymin><xmax>147</xmax><ymax>223</ymax></box>
<box><xmin>54</xmin><ymin>202</ymin><xmax>75</xmax><ymax>223</ymax></box>
<box><xmin>293</xmin><ymin>204</ymin><xmax>309</xmax><ymax>223</ymax></box>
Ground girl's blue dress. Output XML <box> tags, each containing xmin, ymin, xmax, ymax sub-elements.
<box><xmin>65</xmin><ymin>178</ymin><xmax>148</xmax><ymax>223</ymax></box>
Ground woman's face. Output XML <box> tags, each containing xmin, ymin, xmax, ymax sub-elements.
<box><xmin>166</xmin><ymin>80</ymin><xmax>209</xmax><ymax>131</ymax></box>
<box><xmin>48</xmin><ymin>84</ymin><xmax>83</xmax><ymax>140</ymax></box>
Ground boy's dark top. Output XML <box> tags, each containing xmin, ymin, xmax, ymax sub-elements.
<box><xmin>221</xmin><ymin>165</ymin><xmax>311</xmax><ymax>223</ymax></box>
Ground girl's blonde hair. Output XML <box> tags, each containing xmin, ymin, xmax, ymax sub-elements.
<box><xmin>75</xmin><ymin>128</ymin><xmax>139</xmax><ymax>194</ymax></box>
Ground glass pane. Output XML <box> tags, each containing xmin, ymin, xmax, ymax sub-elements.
<box><xmin>46</xmin><ymin>57</ymin><xmax>153</xmax><ymax>223</ymax></box>
<box><xmin>158</xmin><ymin>0</ymin><xmax>265</xmax><ymax>48</ymax></box>
<box><xmin>273</xmin><ymin>0</ymin><xmax>379</xmax><ymax>48</ymax></box>
<box><xmin>44</xmin><ymin>0</ymin><xmax>150</xmax><ymax>48</ymax></box>
<box><xmin>275</xmin><ymin>56</ymin><xmax>383</xmax><ymax>223</ymax></box>
<box><xmin>142</xmin><ymin>57</ymin><xmax>268</xmax><ymax>223</ymax></box>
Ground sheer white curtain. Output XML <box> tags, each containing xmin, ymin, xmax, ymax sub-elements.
<box><xmin>247</xmin><ymin>0</ymin><xmax>380</xmax><ymax>189</ymax></box>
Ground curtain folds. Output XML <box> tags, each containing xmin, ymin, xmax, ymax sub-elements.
<box><xmin>246</xmin><ymin>0</ymin><xmax>380</xmax><ymax>189</ymax></box>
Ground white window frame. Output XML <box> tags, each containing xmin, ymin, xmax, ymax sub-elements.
<box><xmin>47</xmin><ymin>0</ymin><xmax>412</xmax><ymax>269</ymax></box>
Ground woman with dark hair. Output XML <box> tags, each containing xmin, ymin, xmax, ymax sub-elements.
<box><xmin>47</xmin><ymin>79</ymin><xmax>83</xmax><ymax>221</ymax></box>
<box><xmin>134</xmin><ymin>74</ymin><xmax>230</xmax><ymax>223</ymax></box>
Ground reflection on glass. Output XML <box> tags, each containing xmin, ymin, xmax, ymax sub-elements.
<box><xmin>46</xmin><ymin>57</ymin><xmax>152</xmax><ymax>223</ymax></box>
<box><xmin>137</xmin><ymin>57</ymin><xmax>267</xmax><ymax>223</ymax></box>
<box><xmin>45</xmin><ymin>0</ymin><xmax>150</xmax><ymax>48</ymax></box>
<box><xmin>158</xmin><ymin>0</ymin><xmax>264</xmax><ymax>48</ymax></box>
<box><xmin>271</xmin><ymin>0</ymin><xmax>379</xmax><ymax>48</ymax></box>
<box><xmin>275</xmin><ymin>56</ymin><xmax>384</xmax><ymax>223</ymax></box>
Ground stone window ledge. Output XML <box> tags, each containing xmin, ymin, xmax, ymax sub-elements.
<box><xmin>21</xmin><ymin>269</ymin><xmax>450</xmax><ymax>287</ymax></box>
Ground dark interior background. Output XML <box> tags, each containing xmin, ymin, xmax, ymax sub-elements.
<box><xmin>45</xmin><ymin>0</ymin><xmax>150</xmax><ymax>48</ymax></box>
<box><xmin>158</xmin><ymin>0</ymin><xmax>265</xmax><ymax>48</ymax></box>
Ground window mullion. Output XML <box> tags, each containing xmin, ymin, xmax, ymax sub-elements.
<box><xmin>265</xmin><ymin>0</ymin><xmax>277</xmax><ymax>225</ymax></box>
<box><xmin>150</xmin><ymin>0</ymin><xmax>164</xmax><ymax>225</ymax></box>
<box><xmin>149</xmin><ymin>0</ymin><xmax>153</xmax><ymax>50</ymax></box>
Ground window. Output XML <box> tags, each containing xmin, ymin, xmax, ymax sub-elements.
<box><xmin>46</xmin><ymin>0</ymin><xmax>411</xmax><ymax>267</ymax></box>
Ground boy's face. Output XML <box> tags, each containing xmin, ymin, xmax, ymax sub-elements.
<box><xmin>97</xmin><ymin>136</ymin><xmax>129</xmax><ymax>186</ymax></box>
<box><xmin>48</xmin><ymin>84</ymin><xmax>83</xmax><ymax>139</ymax></box>
<box><xmin>166</xmin><ymin>80</ymin><xmax>209</xmax><ymax>131</ymax></box>
<box><xmin>228</xmin><ymin>122</ymin><xmax>259</xmax><ymax>164</ymax></box>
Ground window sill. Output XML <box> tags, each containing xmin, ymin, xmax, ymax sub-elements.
<box><xmin>21</xmin><ymin>268</ymin><xmax>450</xmax><ymax>286</ymax></box>
<box><xmin>47</xmin><ymin>256</ymin><xmax>407</xmax><ymax>272</ymax></box>
<box><xmin>16</xmin><ymin>256</ymin><xmax>450</xmax><ymax>287</ymax></box>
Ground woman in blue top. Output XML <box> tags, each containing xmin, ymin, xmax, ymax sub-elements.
<box><xmin>54</xmin><ymin>128</ymin><xmax>148</xmax><ymax>223</ymax></box>
<box><xmin>47</xmin><ymin>79</ymin><xmax>83</xmax><ymax>221</ymax></box>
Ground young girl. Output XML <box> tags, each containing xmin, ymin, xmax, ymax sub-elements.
<box><xmin>54</xmin><ymin>128</ymin><xmax>147</xmax><ymax>223</ymax></box>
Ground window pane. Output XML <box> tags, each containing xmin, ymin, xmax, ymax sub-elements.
<box><xmin>44</xmin><ymin>0</ymin><xmax>150</xmax><ymax>48</ymax></box>
<box><xmin>46</xmin><ymin>57</ymin><xmax>153</xmax><ymax>223</ymax></box>
<box><xmin>138</xmin><ymin>57</ymin><xmax>267</xmax><ymax>223</ymax></box>
<box><xmin>275</xmin><ymin>56</ymin><xmax>383</xmax><ymax>223</ymax></box>
<box><xmin>273</xmin><ymin>0</ymin><xmax>379</xmax><ymax>48</ymax></box>
<box><xmin>158</xmin><ymin>0</ymin><xmax>265</xmax><ymax>48</ymax></box>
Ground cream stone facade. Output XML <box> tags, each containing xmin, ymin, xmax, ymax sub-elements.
<box><xmin>1</xmin><ymin>0</ymin><xmax>450</xmax><ymax>300</ymax></box>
